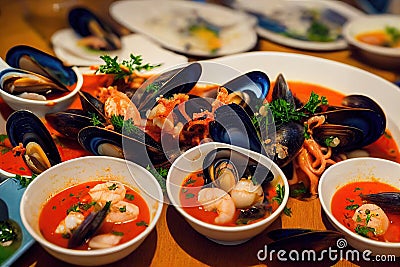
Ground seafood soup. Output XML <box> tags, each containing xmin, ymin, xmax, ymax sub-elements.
<box><xmin>331</xmin><ymin>180</ymin><xmax>400</xmax><ymax>242</ymax></box>
<box><xmin>39</xmin><ymin>180</ymin><xmax>150</xmax><ymax>250</ymax></box>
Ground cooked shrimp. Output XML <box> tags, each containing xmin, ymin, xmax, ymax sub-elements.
<box><xmin>104</xmin><ymin>90</ymin><xmax>141</xmax><ymax>125</ymax></box>
<box><xmin>230</xmin><ymin>179</ymin><xmax>263</xmax><ymax>209</ymax></box>
<box><xmin>352</xmin><ymin>203</ymin><xmax>390</xmax><ymax>236</ymax></box>
<box><xmin>88</xmin><ymin>233</ymin><xmax>123</xmax><ymax>249</ymax></box>
<box><xmin>197</xmin><ymin>188</ymin><xmax>236</xmax><ymax>225</ymax></box>
<box><xmin>55</xmin><ymin>211</ymin><xmax>85</xmax><ymax>235</ymax></box>
<box><xmin>106</xmin><ymin>200</ymin><xmax>139</xmax><ymax>223</ymax></box>
<box><xmin>88</xmin><ymin>181</ymin><xmax>126</xmax><ymax>206</ymax></box>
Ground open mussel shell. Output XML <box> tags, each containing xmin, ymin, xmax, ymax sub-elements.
<box><xmin>342</xmin><ymin>94</ymin><xmax>386</xmax><ymax>123</ymax></box>
<box><xmin>68</xmin><ymin>7</ymin><xmax>121</xmax><ymax>51</ymax></box>
<box><xmin>78</xmin><ymin>126</ymin><xmax>168</xmax><ymax>168</ymax></box>
<box><xmin>314</xmin><ymin>107</ymin><xmax>385</xmax><ymax>150</ymax></box>
<box><xmin>209</xmin><ymin>103</ymin><xmax>268</xmax><ymax>155</ymax></box>
<box><xmin>222</xmin><ymin>70</ymin><xmax>270</xmax><ymax>114</ymax></box>
<box><xmin>202</xmin><ymin>147</ymin><xmax>274</xmax><ymax>190</ymax></box>
<box><xmin>78</xmin><ymin>91</ymin><xmax>107</xmax><ymax>122</ymax></box>
<box><xmin>6</xmin><ymin>45</ymin><xmax>76</xmax><ymax>87</ymax></box>
<box><xmin>133</xmin><ymin>63</ymin><xmax>202</xmax><ymax>113</ymax></box>
<box><xmin>274</xmin><ymin>121</ymin><xmax>305</xmax><ymax>167</ymax></box>
<box><xmin>6</xmin><ymin>110</ymin><xmax>61</xmax><ymax>173</ymax></box>
<box><xmin>45</xmin><ymin>109</ymin><xmax>105</xmax><ymax>139</ymax></box>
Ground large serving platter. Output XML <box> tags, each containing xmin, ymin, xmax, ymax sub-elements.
<box><xmin>109</xmin><ymin>0</ymin><xmax>258</xmax><ymax>57</ymax></box>
<box><xmin>0</xmin><ymin>51</ymin><xmax>399</xmax><ymax>264</ymax></box>
<box><xmin>233</xmin><ymin>0</ymin><xmax>364</xmax><ymax>51</ymax></box>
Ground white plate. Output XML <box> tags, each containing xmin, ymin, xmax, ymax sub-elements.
<box><xmin>51</xmin><ymin>29</ymin><xmax>188</xmax><ymax>73</ymax></box>
<box><xmin>109</xmin><ymin>0</ymin><xmax>258</xmax><ymax>57</ymax></box>
<box><xmin>233</xmin><ymin>0</ymin><xmax>364</xmax><ymax>51</ymax></box>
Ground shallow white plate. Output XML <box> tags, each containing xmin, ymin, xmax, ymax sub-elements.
<box><xmin>109</xmin><ymin>0</ymin><xmax>258</xmax><ymax>57</ymax></box>
<box><xmin>51</xmin><ymin>29</ymin><xmax>188</xmax><ymax>73</ymax></box>
<box><xmin>233</xmin><ymin>0</ymin><xmax>364</xmax><ymax>51</ymax></box>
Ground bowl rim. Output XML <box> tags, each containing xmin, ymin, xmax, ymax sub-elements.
<box><xmin>342</xmin><ymin>14</ymin><xmax>400</xmax><ymax>57</ymax></box>
<box><xmin>166</xmin><ymin>141</ymin><xmax>289</xmax><ymax>232</ymax></box>
<box><xmin>0</xmin><ymin>66</ymin><xmax>83</xmax><ymax>105</ymax></box>
<box><xmin>20</xmin><ymin>156</ymin><xmax>164</xmax><ymax>256</ymax></box>
<box><xmin>318</xmin><ymin>157</ymin><xmax>400</xmax><ymax>248</ymax></box>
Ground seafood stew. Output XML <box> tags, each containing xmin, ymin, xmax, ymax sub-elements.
<box><xmin>39</xmin><ymin>180</ymin><xmax>150</xmax><ymax>250</ymax></box>
<box><xmin>331</xmin><ymin>181</ymin><xmax>400</xmax><ymax>243</ymax></box>
<box><xmin>355</xmin><ymin>26</ymin><xmax>400</xmax><ymax>48</ymax></box>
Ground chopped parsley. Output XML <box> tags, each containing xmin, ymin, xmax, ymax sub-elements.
<box><xmin>0</xmin><ymin>221</ymin><xmax>17</xmax><ymax>243</ymax></box>
<box><xmin>110</xmin><ymin>115</ymin><xmax>140</xmax><ymax>136</ymax></box>
<box><xmin>345</xmin><ymin>204</ymin><xmax>360</xmax><ymax>210</ymax></box>
<box><xmin>185</xmin><ymin>193</ymin><xmax>195</xmax><ymax>199</ymax></box>
<box><xmin>136</xmin><ymin>220</ymin><xmax>149</xmax><ymax>227</ymax></box>
<box><xmin>13</xmin><ymin>174</ymin><xmax>37</xmax><ymax>188</ymax></box>
<box><xmin>119</xmin><ymin>206</ymin><xmax>127</xmax><ymax>212</ymax></box>
<box><xmin>355</xmin><ymin>225</ymin><xmax>375</xmax><ymax>238</ymax></box>
<box><xmin>108</xmin><ymin>183</ymin><xmax>118</xmax><ymax>191</ymax></box>
<box><xmin>112</xmin><ymin>231</ymin><xmax>124</xmax><ymax>236</ymax></box>
<box><xmin>146</xmin><ymin>165</ymin><xmax>167</xmax><ymax>192</ymax></box>
<box><xmin>184</xmin><ymin>177</ymin><xmax>196</xmax><ymax>186</ymax></box>
<box><xmin>125</xmin><ymin>194</ymin><xmax>135</xmax><ymax>201</ymax></box>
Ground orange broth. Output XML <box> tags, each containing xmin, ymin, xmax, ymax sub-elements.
<box><xmin>331</xmin><ymin>181</ymin><xmax>400</xmax><ymax>242</ymax></box>
<box><xmin>355</xmin><ymin>30</ymin><xmax>400</xmax><ymax>48</ymax></box>
<box><xmin>39</xmin><ymin>181</ymin><xmax>150</xmax><ymax>250</ymax></box>
<box><xmin>179</xmin><ymin>170</ymin><xmax>279</xmax><ymax>226</ymax></box>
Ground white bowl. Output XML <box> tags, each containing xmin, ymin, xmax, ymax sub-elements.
<box><xmin>20</xmin><ymin>156</ymin><xmax>163</xmax><ymax>266</ymax></box>
<box><xmin>319</xmin><ymin>157</ymin><xmax>400</xmax><ymax>256</ymax></box>
<box><xmin>166</xmin><ymin>142</ymin><xmax>289</xmax><ymax>245</ymax></box>
<box><xmin>0</xmin><ymin>66</ymin><xmax>83</xmax><ymax>117</ymax></box>
<box><xmin>343</xmin><ymin>15</ymin><xmax>400</xmax><ymax>68</ymax></box>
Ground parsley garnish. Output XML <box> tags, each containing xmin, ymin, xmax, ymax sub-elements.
<box><xmin>385</xmin><ymin>26</ymin><xmax>400</xmax><ymax>46</ymax></box>
<box><xmin>355</xmin><ymin>225</ymin><xmax>375</xmax><ymax>237</ymax></box>
<box><xmin>108</xmin><ymin>183</ymin><xmax>118</xmax><ymax>190</ymax></box>
<box><xmin>146</xmin><ymin>165</ymin><xmax>167</xmax><ymax>192</ymax></box>
<box><xmin>354</xmin><ymin>187</ymin><xmax>362</xmax><ymax>192</ymax></box>
<box><xmin>345</xmin><ymin>204</ymin><xmax>359</xmax><ymax>210</ymax></box>
<box><xmin>0</xmin><ymin>221</ymin><xmax>17</xmax><ymax>243</ymax></box>
<box><xmin>119</xmin><ymin>206</ymin><xmax>127</xmax><ymax>212</ymax></box>
<box><xmin>110</xmin><ymin>115</ymin><xmax>141</xmax><ymax>136</ymax></box>
<box><xmin>96</xmin><ymin>54</ymin><xmax>161</xmax><ymax>80</ymax></box>
<box><xmin>272</xmin><ymin>184</ymin><xmax>292</xmax><ymax>217</ymax></box>
<box><xmin>185</xmin><ymin>193</ymin><xmax>195</xmax><ymax>199</ymax></box>
<box><xmin>136</xmin><ymin>220</ymin><xmax>149</xmax><ymax>227</ymax></box>
<box><xmin>184</xmin><ymin>177</ymin><xmax>196</xmax><ymax>186</ymax></box>
<box><xmin>89</xmin><ymin>112</ymin><xmax>103</xmax><ymax>127</ymax></box>
<box><xmin>13</xmin><ymin>174</ymin><xmax>37</xmax><ymax>187</ymax></box>
<box><xmin>112</xmin><ymin>231</ymin><xmax>124</xmax><ymax>236</ymax></box>
<box><xmin>125</xmin><ymin>194</ymin><xmax>134</xmax><ymax>201</ymax></box>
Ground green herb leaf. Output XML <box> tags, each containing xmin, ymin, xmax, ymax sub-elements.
<box><xmin>0</xmin><ymin>221</ymin><xmax>17</xmax><ymax>243</ymax></box>
<box><xmin>136</xmin><ymin>220</ymin><xmax>149</xmax><ymax>227</ymax></box>
<box><xmin>185</xmin><ymin>193</ymin><xmax>195</xmax><ymax>199</ymax></box>
<box><xmin>13</xmin><ymin>174</ymin><xmax>37</xmax><ymax>188</ymax></box>
<box><xmin>119</xmin><ymin>206</ymin><xmax>127</xmax><ymax>212</ymax></box>
<box><xmin>108</xmin><ymin>183</ymin><xmax>118</xmax><ymax>191</ymax></box>
<box><xmin>112</xmin><ymin>231</ymin><xmax>124</xmax><ymax>236</ymax></box>
<box><xmin>345</xmin><ymin>204</ymin><xmax>360</xmax><ymax>210</ymax></box>
<box><xmin>125</xmin><ymin>194</ymin><xmax>135</xmax><ymax>201</ymax></box>
<box><xmin>355</xmin><ymin>224</ymin><xmax>375</xmax><ymax>237</ymax></box>
<box><xmin>146</xmin><ymin>165</ymin><xmax>167</xmax><ymax>192</ymax></box>
<box><xmin>272</xmin><ymin>184</ymin><xmax>292</xmax><ymax>217</ymax></box>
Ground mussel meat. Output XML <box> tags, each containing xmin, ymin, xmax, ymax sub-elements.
<box><xmin>6</xmin><ymin>110</ymin><xmax>61</xmax><ymax>174</ymax></box>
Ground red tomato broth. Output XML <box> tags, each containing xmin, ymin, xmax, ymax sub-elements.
<box><xmin>331</xmin><ymin>181</ymin><xmax>400</xmax><ymax>242</ymax></box>
<box><xmin>39</xmin><ymin>180</ymin><xmax>150</xmax><ymax>250</ymax></box>
<box><xmin>179</xmin><ymin>171</ymin><xmax>279</xmax><ymax>226</ymax></box>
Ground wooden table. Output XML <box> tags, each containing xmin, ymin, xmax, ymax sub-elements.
<box><xmin>0</xmin><ymin>1</ymin><xmax>399</xmax><ymax>266</ymax></box>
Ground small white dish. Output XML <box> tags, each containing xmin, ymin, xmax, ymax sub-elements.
<box><xmin>51</xmin><ymin>30</ymin><xmax>188</xmax><ymax>73</ymax></box>
<box><xmin>20</xmin><ymin>156</ymin><xmax>163</xmax><ymax>266</ymax></box>
<box><xmin>109</xmin><ymin>0</ymin><xmax>258</xmax><ymax>57</ymax></box>
<box><xmin>166</xmin><ymin>142</ymin><xmax>289</xmax><ymax>245</ymax></box>
<box><xmin>319</xmin><ymin>157</ymin><xmax>400</xmax><ymax>256</ymax></box>
<box><xmin>342</xmin><ymin>14</ymin><xmax>400</xmax><ymax>68</ymax></box>
<box><xmin>233</xmin><ymin>0</ymin><xmax>364</xmax><ymax>51</ymax></box>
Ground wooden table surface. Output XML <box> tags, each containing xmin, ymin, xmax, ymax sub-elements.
<box><xmin>0</xmin><ymin>1</ymin><xmax>399</xmax><ymax>267</ymax></box>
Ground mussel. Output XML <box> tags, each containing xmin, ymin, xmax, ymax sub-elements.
<box><xmin>68</xmin><ymin>201</ymin><xmax>111</xmax><ymax>248</ymax></box>
<box><xmin>68</xmin><ymin>7</ymin><xmax>122</xmax><ymax>51</ymax></box>
<box><xmin>360</xmin><ymin>192</ymin><xmax>400</xmax><ymax>214</ymax></box>
<box><xmin>203</xmin><ymin>147</ymin><xmax>273</xmax><ymax>190</ymax></box>
<box><xmin>1</xmin><ymin>45</ymin><xmax>77</xmax><ymax>100</ymax></box>
<box><xmin>6</xmin><ymin>110</ymin><xmax>61</xmax><ymax>174</ymax></box>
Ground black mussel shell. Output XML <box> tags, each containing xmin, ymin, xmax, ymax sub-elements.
<box><xmin>203</xmin><ymin>147</ymin><xmax>273</xmax><ymax>187</ymax></box>
<box><xmin>237</xmin><ymin>203</ymin><xmax>272</xmax><ymax>225</ymax></box>
<box><xmin>68</xmin><ymin>201</ymin><xmax>111</xmax><ymax>248</ymax></box>
<box><xmin>271</xmin><ymin>74</ymin><xmax>296</xmax><ymax>107</ymax></box>
<box><xmin>222</xmin><ymin>70</ymin><xmax>270</xmax><ymax>114</ymax></box>
<box><xmin>273</xmin><ymin>121</ymin><xmax>305</xmax><ymax>167</ymax></box>
<box><xmin>45</xmin><ymin>109</ymin><xmax>105</xmax><ymax>139</ymax></box>
<box><xmin>5</xmin><ymin>45</ymin><xmax>76</xmax><ymax>87</ymax></box>
<box><xmin>360</xmin><ymin>192</ymin><xmax>400</xmax><ymax>214</ymax></box>
<box><xmin>78</xmin><ymin>91</ymin><xmax>107</xmax><ymax>122</ymax></box>
<box><xmin>174</xmin><ymin>94</ymin><xmax>212</xmax><ymax>123</ymax></box>
<box><xmin>342</xmin><ymin>94</ymin><xmax>386</xmax><ymax>123</ymax></box>
<box><xmin>134</xmin><ymin>63</ymin><xmax>202</xmax><ymax>113</ymax></box>
<box><xmin>209</xmin><ymin>103</ymin><xmax>267</xmax><ymax>155</ymax></box>
<box><xmin>6</xmin><ymin>110</ymin><xmax>61</xmax><ymax>168</ymax></box>
<box><xmin>68</xmin><ymin>7</ymin><xmax>121</xmax><ymax>51</ymax></box>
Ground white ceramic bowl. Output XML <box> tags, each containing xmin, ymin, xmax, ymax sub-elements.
<box><xmin>319</xmin><ymin>157</ymin><xmax>400</xmax><ymax>256</ymax></box>
<box><xmin>0</xmin><ymin>66</ymin><xmax>83</xmax><ymax>117</ymax></box>
<box><xmin>20</xmin><ymin>156</ymin><xmax>163</xmax><ymax>266</ymax></box>
<box><xmin>166</xmin><ymin>142</ymin><xmax>289</xmax><ymax>245</ymax></box>
<box><xmin>343</xmin><ymin>15</ymin><xmax>400</xmax><ymax>68</ymax></box>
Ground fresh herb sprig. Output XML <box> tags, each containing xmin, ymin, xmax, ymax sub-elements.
<box><xmin>110</xmin><ymin>115</ymin><xmax>141</xmax><ymax>136</ymax></box>
<box><xmin>96</xmin><ymin>54</ymin><xmax>162</xmax><ymax>80</ymax></box>
<box><xmin>264</xmin><ymin>91</ymin><xmax>328</xmax><ymax>126</ymax></box>
<box><xmin>13</xmin><ymin>174</ymin><xmax>37</xmax><ymax>188</ymax></box>
<box><xmin>385</xmin><ymin>26</ymin><xmax>400</xmax><ymax>46</ymax></box>
<box><xmin>272</xmin><ymin>184</ymin><xmax>292</xmax><ymax>217</ymax></box>
<box><xmin>146</xmin><ymin>165</ymin><xmax>168</xmax><ymax>192</ymax></box>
